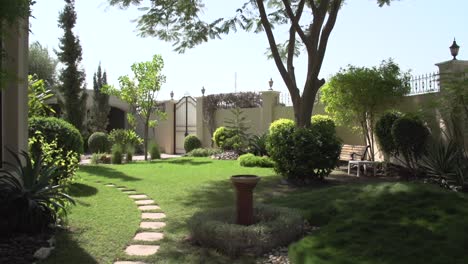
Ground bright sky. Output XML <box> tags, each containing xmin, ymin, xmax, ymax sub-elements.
<box><xmin>29</xmin><ymin>0</ymin><xmax>467</xmax><ymax>101</ymax></box>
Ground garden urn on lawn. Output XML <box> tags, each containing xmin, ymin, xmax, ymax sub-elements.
<box><xmin>230</xmin><ymin>175</ymin><xmax>261</xmax><ymax>226</ymax></box>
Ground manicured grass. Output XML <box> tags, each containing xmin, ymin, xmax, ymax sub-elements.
<box><xmin>43</xmin><ymin>181</ymin><xmax>140</xmax><ymax>264</ymax></box>
<box><xmin>44</xmin><ymin>158</ymin><xmax>468</xmax><ymax>264</ymax></box>
<box><xmin>274</xmin><ymin>182</ymin><xmax>468</xmax><ymax>264</ymax></box>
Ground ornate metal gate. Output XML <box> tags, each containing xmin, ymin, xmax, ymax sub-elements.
<box><xmin>174</xmin><ymin>96</ymin><xmax>197</xmax><ymax>154</ymax></box>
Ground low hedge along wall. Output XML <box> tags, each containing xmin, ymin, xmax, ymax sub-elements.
<box><xmin>188</xmin><ymin>204</ymin><xmax>304</xmax><ymax>257</ymax></box>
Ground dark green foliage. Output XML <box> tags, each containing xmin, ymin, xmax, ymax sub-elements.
<box><xmin>421</xmin><ymin>139</ymin><xmax>467</xmax><ymax>187</ymax></box>
<box><xmin>184</xmin><ymin>135</ymin><xmax>202</xmax><ymax>153</ymax></box>
<box><xmin>224</xmin><ymin>108</ymin><xmax>251</xmax><ymax>153</ymax></box>
<box><xmin>188</xmin><ymin>205</ymin><xmax>303</xmax><ymax>257</ymax></box>
<box><xmin>29</xmin><ymin>116</ymin><xmax>84</xmax><ymax>155</ymax></box>
<box><xmin>56</xmin><ymin>0</ymin><xmax>87</xmax><ymax>133</ymax></box>
<box><xmin>90</xmin><ymin>64</ymin><xmax>110</xmax><ymax>132</ymax></box>
<box><xmin>267</xmin><ymin>118</ymin><xmax>341</xmax><ymax>182</ymax></box>
<box><xmin>111</xmin><ymin>144</ymin><xmax>123</xmax><ymax>164</ymax></box>
<box><xmin>248</xmin><ymin>133</ymin><xmax>268</xmax><ymax>156</ymax></box>
<box><xmin>238</xmin><ymin>153</ymin><xmax>274</xmax><ymax>168</ymax></box>
<box><xmin>391</xmin><ymin>115</ymin><xmax>430</xmax><ymax>171</ymax></box>
<box><xmin>375</xmin><ymin>111</ymin><xmax>402</xmax><ymax>158</ymax></box>
<box><xmin>149</xmin><ymin>142</ymin><xmax>161</xmax><ymax>160</ymax></box>
<box><xmin>185</xmin><ymin>148</ymin><xmax>222</xmax><ymax>157</ymax></box>
<box><xmin>0</xmin><ymin>150</ymin><xmax>75</xmax><ymax>235</ymax></box>
<box><xmin>87</xmin><ymin>132</ymin><xmax>109</xmax><ymax>154</ymax></box>
<box><xmin>90</xmin><ymin>153</ymin><xmax>111</xmax><ymax>164</ymax></box>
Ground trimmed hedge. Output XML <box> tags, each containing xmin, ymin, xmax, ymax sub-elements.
<box><xmin>267</xmin><ymin>118</ymin><xmax>341</xmax><ymax>182</ymax></box>
<box><xmin>29</xmin><ymin>116</ymin><xmax>84</xmax><ymax>155</ymax></box>
<box><xmin>88</xmin><ymin>132</ymin><xmax>109</xmax><ymax>154</ymax></box>
<box><xmin>186</xmin><ymin>148</ymin><xmax>221</xmax><ymax>157</ymax></box>
<box><xmin>149</xmin><ymin>142</ymin><xmax>161</xmax><ymax>160</ymax></box>
<box><xmin>238</xmin><ymin>153</ymin><xmax>274</xmax><ymax>168</ymax></box>
<box><xmin>212</xmin><ymin>126</ymin><xmax>236</xmax><ymax>150</ymax></box>
<box><xmin>188</xmin><ymin>204</ymin><xmax>304</xmax><ymax>257</ymax></box>
<box><xmin>184</xmin><ymin>135</ymin><xmax>202</xmax><ymax>153</ymax></box>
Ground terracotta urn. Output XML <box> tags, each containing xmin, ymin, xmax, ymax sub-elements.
<box><xmin>230</xmin><ymin>175</ymin><xmax>261</xmax><ymax>226</ymax></box>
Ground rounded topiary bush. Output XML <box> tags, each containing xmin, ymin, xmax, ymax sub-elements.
<box><xmin>149</xmin><ymin>142</ymin><xmax>161</xmax><ymax>160</ymax></box>
<box><xmin>375</xmin><ymin>111</ymin><xmax>402</xmax><ymax>158</ymax></box>
<box><xmin>238</xmin><ymin>153</ymin><xmax>274</xmax><ymax>168</ymax></box>
<box><xmin>188</xmin><ymin>204</ymin><xmax>304</xmax><ymax>257</ymax></box>
<box><xmin>213</xmin><ymin>126</ymin><xmax>236</xmax><ymax>150</ymax></box>
<box><xmin>267</xmin><ymin>118</ymin><xmax>341</xmax><ymax>182</ymax></box>
<box><xmin>88</xmin><ymin>132</ymin><xmax>109</xmax><ymax>154</ymax></box>
<box><xmin>111</xmin><ymin>144</ymin><xmax>123</xmax><ymax>164</ymax></box>
<box><xmin>29</xmin><ymin>116</ymin><xmax>84</xmax><ymax>155</ymax></box>
<box><xmin>184</xmin><ymin>135</ymin><xmax>202</xmax><ymax>153</ymax></box>
<box><xmin>311</xmin><ymin>115</ymin><xmax>336</xmax><ymax>137</ymax></box>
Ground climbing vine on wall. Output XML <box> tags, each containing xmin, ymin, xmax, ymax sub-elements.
<box><xmin>0</xmin><ymin>0</ymin><xmax>34</xmax><ymax>88</ymax></box>
<box><xmin>202</xmin><ymin>92</ymin><xmax>262</xmax><ymax>144</ymax></box>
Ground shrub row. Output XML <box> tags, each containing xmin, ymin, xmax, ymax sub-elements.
<box><xmin>238</xmin><ymin>153</ymin><xmax>274</xmax><ymax>168</ymax></box>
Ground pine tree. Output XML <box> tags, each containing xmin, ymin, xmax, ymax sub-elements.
<box><xmin>90</xmin><ymin>64</ymin><xmax>110</xmax><ymax>132</ymax></box>
<box><xmin>56</xmin><ymin>0</ymin><xmax>87</xmax><ymax>132</ymax></box>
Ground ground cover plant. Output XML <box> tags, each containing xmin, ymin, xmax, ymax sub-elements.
<box><xmin>44</xmin><ymin>158</ymin><xmax>468</xmax><ymax>264</ymax></box>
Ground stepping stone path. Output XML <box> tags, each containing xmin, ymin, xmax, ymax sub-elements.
<box><xmin>103</xmin><ymin>183</ymin><xmax>166</xmax><ymax>264</ymax></box>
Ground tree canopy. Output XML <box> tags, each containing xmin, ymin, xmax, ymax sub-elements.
<box><xmin>103</xmin><ymin>54</ymin><xmax>166</xmax><ymax>160</ymax></box>
<box><xmin>321</xmin><ymin>59</ymin><xmax>410</xmax><ymax>160</ymax></box>
<box><xmin>109</xmin><ymin>0</ymin><xmax>397</xmax><ymax>128</ymax></box>
<box><xmin>29</xmin><ymin>41</ymin><xmax>58</xmax><ymax>88</ymax></box>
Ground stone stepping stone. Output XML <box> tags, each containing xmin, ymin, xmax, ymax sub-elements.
<box><xmin>116</xmin><ymin>187</ymin><xmax>127</xmax><ymax>190</ymax></box>
<box><xmin>129</xmin><ymin>194</ymin><xmax>148</xmax><ymax>199</ymax></box>
<box><xmin>105</xmin><ymin>184</ymin><xmax>116</xmax><ymax>187</ymax></box>
<box><xmin>135</xmin><ymin>200</ymin><xmax>155</xmax><ymax>205</ymax></box>
<box><xmin>122</xmin><ymin>191</ymin><xmax>136</xmax><ymax>194</ymax></box>
<box><xmin>125</xmin><ymin>245</ymin><xmax>160</xmax><ymax>256</ymax></box>
<box><xmin>114</xmin><ymin>261</ymin><xmax>146</xmax><ymax>264</ymax></box>
<box><xmin>133</xmin><ymin>232</ymin><xmax>164</xmax><ymax>242</ymax></box>
<box><xmin>141</xmin><ymin>213</ymin><xmax>166</xmax><ymax>220</ymax></box>
<box><xmin>140</xmin><ymin>222</ymin><xmax>166</xmax><ymax>229</ymax></box>
<box><xmin>138</xmin><ymin>205</ymin><xmax>160</xmax><ymax>211</ymax></box>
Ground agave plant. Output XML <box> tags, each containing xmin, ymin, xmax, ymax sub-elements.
<box><xmin>0</xmin><ymin>150</ymin><xmax>75</xmax><ymax>234</ymax></box>
<box><xmin>248</xmin><ymin>133</ymin><xmax>269</xmax><ymax>157</ymax></box>
<box><xmin>420</xmin><ymin>139</ymin><xmax>466</xmax><ymax>188</ymax></box>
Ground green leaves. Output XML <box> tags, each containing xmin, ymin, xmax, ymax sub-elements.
<box><xmin>28</xmin><ymin>75</ymin><xmax>56</xmax><ymax>117</ymax></box>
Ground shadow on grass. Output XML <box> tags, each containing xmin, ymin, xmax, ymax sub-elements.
<box><xmin>68</xmin><ymin>182</ymin><xmax>98</xmax><ymax>197</ymax></box>
<box><xmin>79</xmin><ymin>165</ymin><xmax>141</xmax><ymax>182</ymax></box>
<box><xmin>275</xmin><ymin>183</ymin><xmax>468</xmax><ymax>264</ymax></box>
<box><xmin>42</xmin><ymin>229</ymin><xmax>98</xmax><ymax>264</ymax></box>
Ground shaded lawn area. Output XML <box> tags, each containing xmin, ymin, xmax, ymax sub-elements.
<box><xmin>44</xmin><ymin>157</ymin><xmax>468</xmax><ymax>264</ymax></box>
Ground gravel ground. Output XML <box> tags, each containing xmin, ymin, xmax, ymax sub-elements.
<box><xmin>0</xmin><ymin>233</ymin><xmax>52</xmax><ymax>264</ymax></box>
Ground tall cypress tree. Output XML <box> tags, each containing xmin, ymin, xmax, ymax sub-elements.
<box><xmin>90</xmin><ymin>63</ymin><xmax>110</xmax><ymax>132</ymax></box>
<box><xmin>56</xmin><ymin>0</ymin><xmax>87</xmax><ymax>132</ymax></box>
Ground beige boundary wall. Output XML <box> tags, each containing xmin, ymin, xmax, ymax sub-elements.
<box><xmin>152</xmin><ymin>60</ymin><xmax>468</xmax><ymax>156</ymax></box>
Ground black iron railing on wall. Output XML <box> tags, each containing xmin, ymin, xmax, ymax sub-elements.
<box><xmin>408</xmin><ymin>72</ymin><xmax>440</xmax><ymax>96</ymax></box>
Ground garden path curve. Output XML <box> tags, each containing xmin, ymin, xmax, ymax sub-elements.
<box><xmin>103</xmin><ymin>183</ymin><xmax>166</xmax><ymax>264</ymax></box>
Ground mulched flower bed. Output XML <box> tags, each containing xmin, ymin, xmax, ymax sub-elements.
<box><xmin>0</xmin><ymin>232</ymin><xmax>52</xmax><ymax>264</ymax></box>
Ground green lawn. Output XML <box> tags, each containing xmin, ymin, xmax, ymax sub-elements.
<box><xmin>42</xmin><ymin>157</ymin><xmax>468</xmax><ymax>264</ymax></box>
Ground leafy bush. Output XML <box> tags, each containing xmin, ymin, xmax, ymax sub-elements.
<box><xmin>87</xmin><ymin>132</ymin><xmax>109</xmax><ymax>154</ymax></box>
<box><xmin>375</xmin><ymin>111</ymin><xmax>402</xmax><ymax>158</ymax></box>
<box><xmin>184</xmin><ymin>135</ymin><xmax>202</xmax><ymax>153</ymax></box>
<box><xmin>421</xmin><ymin>139</ymin><xmax>467</xmax><ymax>188</ymax></box>
<box><xmin>391</xmin><ymin>115</ymin><xmax>430</xmax><ymax>172</ymax></box>
<box><xmin>90</xmin><ymin>153</ymin><xmax>111</xmax><ymax>165</ymax></box>
<box><xmin>224</xmin><ymin>108</ymin><xmax>251</xmax><ymax>153</ymax></box>
<box><xmin>188</xmin><ymin>204</ymin><xmax>303</xmax><ymax>257</ymax></box>
<box><xmin>126</xmin><ymin>145</ymin><xmax>135</xmax><ymax>162</ymax></box>
<box><xmin>111</xmin><ymin>144</ymin><xmax>123</xmax><ymax>164</ymax></box>
<box><xmin>311</xmin><ymin>115</ymin><xmax>336</xmax><ymax>136</ymax></box>
<box><xmin>29</xmin><ymin>116</ymin><xmax>84</xmax><ymax>155</ymax></box>
<box><xmin>149</xmin><ymin>141</ymin><xmax>161</xmax><ymax>160</ymax></box>
<box><xmin>108</xmin><ymin>129</ymin><xmax>143</xmax><ymax>152</ymax></box>
<box><xmin>238</xmin><ymin>153</ymin><xmax>274</xmax><ymax>168</ymax></box>
<box><xmin>212</xmin><ymin>126</ymin><xmax>235</xmax><ymax>150</ymax></box>
<box><xmin>248</xmin><ymin>133</ymin><xmax>268</xmax><ymax>156</ymax></box>
<box><xmin>0</xmin><ymin>150</ymin><xmax>75</xmax><ymax>235</ymax></box>
<box><xmin>267</xmin><ymin>118</ymin><xmax>341</xmax><ymax>182</ymax></box>
<box><xmin>28</xmin><ymin>131</ymin><xmax>80</xmax><ymax>185</ymax></box>
<box><xmin>186</xmin><ymin>148</ymin><xmax>222</xmax><ymax>157</ymax></box>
